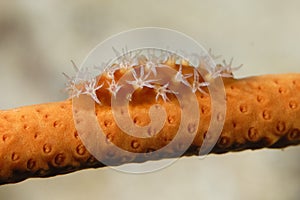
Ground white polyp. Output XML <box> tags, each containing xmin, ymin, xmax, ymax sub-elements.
<box><xmin>82</xmin><ymin>78</ymin><xmax>104</xmax><ymax>105</ymax></box>
<box><xmin>126</xmin><ymin>66</ymin><xmax>158</xmax><ymax>89</ymax></box>
<box><xmin>71</xmin><ymin>87</ymin><xmax>83</xmax><ymax>98</ymax></box>
<box><xmin>155</xmin><ymin>83</ymin><xmax>178</xmax><ymax>102</ymax></box>
<box><xmin>62</xmin><ymin>72</ymin><xmax>75</xmax><ymax>93</ymax></box>
<box><xmin>173</xmin><ymin>63</ymin><xmax>192</xmax><ymax>87</ymax></box>
<box><xmin>192</xmin><ymin>69</ymin><xmax>210</xmax><ymax>94</ymax></box>
<box><xmin>145</xmin><ymin>61</ymin><xmax>157</xmax><ymax>76</ymax></box>
<box><xmin>222</xmin><ymin>58</ymin><xmax>243</xmax><ymax>74</ymax></box>
<box><xmin>107</xmin><ymin>79</ymin><xmax>122</xmax><ymax>98</ymax></box>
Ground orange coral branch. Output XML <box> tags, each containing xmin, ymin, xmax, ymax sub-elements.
<box><xmin>0</xmin><ymin>73</ymin><xmax>299</xmax><ymax>185</ymax></box>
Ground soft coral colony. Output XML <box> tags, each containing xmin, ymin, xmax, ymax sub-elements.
<box><xmin>0</xmin><ymin>50</ymin><xmax>299</xmax><ymax>184</ymax></box>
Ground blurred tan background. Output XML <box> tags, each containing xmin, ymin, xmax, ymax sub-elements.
<box><xmin>0</xmin><ymin>0</ymin><xmax>299</xmax><ymax>199</ymax></box>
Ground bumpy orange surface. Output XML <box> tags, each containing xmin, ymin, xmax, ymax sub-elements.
<box><xmin>0</xmin><ymin>63</ymin><xmax>299</xmax><ymax>184</ymax></box>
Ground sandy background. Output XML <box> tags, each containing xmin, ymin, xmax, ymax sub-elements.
<box><xmin>0</xmin><ymin>0</ymin><xmax>299</xmax><ymax>199</ymax></box>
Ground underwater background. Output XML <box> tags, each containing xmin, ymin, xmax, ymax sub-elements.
<box><xmin>0</xmin><ymin>1</ymin><xmax>299</xmax><ymax>199</ymax></box>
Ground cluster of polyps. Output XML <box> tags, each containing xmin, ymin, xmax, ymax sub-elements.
<box><xmin>64</xmin><ymin>49</ymin><xmax>242</xmax><ymax>105</ymax></box>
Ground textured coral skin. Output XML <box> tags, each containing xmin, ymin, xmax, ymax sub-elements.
<box><xmin>0</xmin><ymin>73</ymin><xmax>299</xmax><ymax>185</ymax></box>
